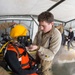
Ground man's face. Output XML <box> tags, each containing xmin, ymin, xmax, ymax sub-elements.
<box><xmin>39</xmin><ymin>21</ymin><xmax>53</xmax><ymax>33</ymax></box>
<box><xmin>69</xmin><ymin>28</ymin><xmax>72</xmax><ymax>32</ymax></box>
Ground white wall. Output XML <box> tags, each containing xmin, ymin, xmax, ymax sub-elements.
<box><xmin>32</xmin><ymin>19</ymin><xmax>38</xmax><ymax>41</ymax></box>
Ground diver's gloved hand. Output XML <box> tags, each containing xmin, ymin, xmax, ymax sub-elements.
<box><xmin>32</xmin><ymin>65</ymin><xmax>42</xmax><ymax>74</ymax></box>
<box><xmin>32</xmin><ymin>64</ymin><xmax>38</xmax><ymax>73</ymax></box>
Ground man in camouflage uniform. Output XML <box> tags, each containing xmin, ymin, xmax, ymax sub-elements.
<box><xmin>28</xmin><ymin>11</ymin><xmax>61</xmax><ymax>75</ymax></box>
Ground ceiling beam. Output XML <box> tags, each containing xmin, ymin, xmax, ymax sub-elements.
<box><xmin>66</xmin><ymin>19</ymin><xmax>75</xmax><ymax>23</ymax></box>
<box><xmin>47</xmin><ymin>0</ymin><xmax>65</xmax><ymax>11</ymax></box>
<box><xmin>54</xmin><ymin>19</ymin><xmax>65</xmax><ymax>23</ymax></box>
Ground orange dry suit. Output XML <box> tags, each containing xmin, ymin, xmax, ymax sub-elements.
<box><xmin>4</xmin><ymin>43</ymin><xmax>38</xmax><ymax>75</ymax></box>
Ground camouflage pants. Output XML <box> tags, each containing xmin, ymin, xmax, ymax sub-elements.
<box><xmin>40</xmin><ymin>60</ymin><xmax>53</xmax><ymax>75</ymax></box>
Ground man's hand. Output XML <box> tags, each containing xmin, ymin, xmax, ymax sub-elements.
<box><xmin>66</xmin><ymin>37</ymin><xmax>68</xmax><ymax>39</ymax></box>
<box><xmin>68</xmin><ymin>39</ymin><xmax>70</xmax><ymax>41</ymax></box>
<box><xmin>27</xmin><ymin>45</ymin><xmax>39</xmax><ymax>51</ymax></box>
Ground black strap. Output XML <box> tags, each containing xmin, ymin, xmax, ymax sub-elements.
<box><xmin>10</xmin><ymin>42</ymin><xmax>26</xmax><ymax>58</ymax></box>
<box><xmin>21</xmin><ymin>62</ymin><xmax>29</xmax><ymax>67</ymax></box>
<box><xmin>48</xmin><ymin>37</ymin><xmax>52</xmax><ymax>49</ymax></box>
<box><xmin>20</xmin><ymin>43</ymin><xmax>36</xmax><ymax>62</ymax></box>
<box><xmin>20</xmin><ymin>44</ymin><xmax>36</xmax><ymax>69</ymax></box>
<box><xmin>48</xmin><ymin>37</ymin><xmax>54</xmax><ymax>54</ymax></box>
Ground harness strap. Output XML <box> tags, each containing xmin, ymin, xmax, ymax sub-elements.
<box><xmin>48</xmin><ymin>37</ymin><xmax>54</xmax><ymax>54</ymax></box>
<box><xmin>10</xmin><ymin>43</ymin><xmax>26</xmax><ymax>57</ymax></box>
<box><xmin>20</xmin><ymin>51</ymin><xmax>26</xmax><ymax>57</ymax></box>
<box><xmin>21</xmin><ymin>45</ymin><xmax>36</xmax><ymax>68</ymax></box>
<box><xmin>21</xmin><ymin>62</ymin><xmax>29</xmax><ymax>67</ymax></box>
<box><xmin>48</xmin><ymin>37</ymin><xmax>52</xmax><ymax>49</ymax></box>
<box><xmin>11</xmin><ymin>43</ymin><xmax>20</xmax><ymax>57</ymax></box>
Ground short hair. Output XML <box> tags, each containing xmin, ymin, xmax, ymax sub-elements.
<box><xmin>38</xmin><ymin>11</ymin><xmax>54</xmax><ymax>23</ymax></box>
<box><xmin>69</xmin><ymin>27</ymin><xmax>72</xmax><ymax>29</ymax></box>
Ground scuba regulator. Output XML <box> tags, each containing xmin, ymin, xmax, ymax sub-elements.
<box><xmin>17</xmin><ymin>36</ymin><xmax>32</xmax><ymax>47</ymax></box>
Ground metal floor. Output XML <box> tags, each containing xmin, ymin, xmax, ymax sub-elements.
<box><xmin>52</xmin><ymin>43</ymin><xmax>75</xmax><ymax>75</ymax></box>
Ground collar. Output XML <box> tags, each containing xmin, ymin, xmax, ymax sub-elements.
<box><xmin>42</xmin><ymin>26</ymin><xmax>55</xmax><ymax>38</ymax></box>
